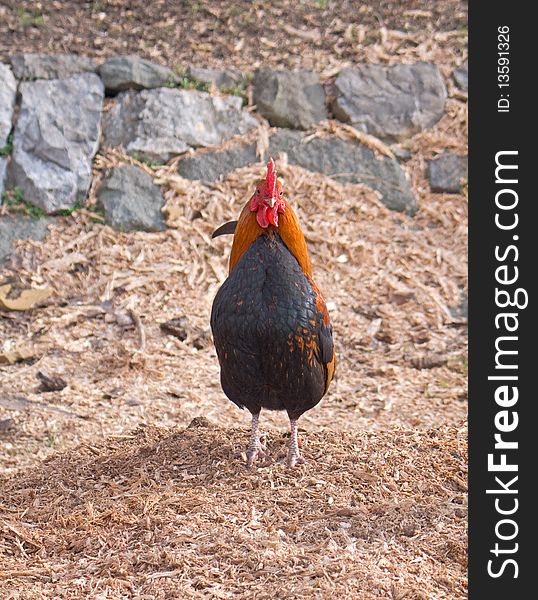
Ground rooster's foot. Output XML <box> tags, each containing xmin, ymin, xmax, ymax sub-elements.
<box><xmin>246</xmin><ymin>442</ymin><xmax>266</xmax><ymax>468</ymax></box>
<box><xmin>279</xmin><ymin>449</ymin><xmax>305</xmax><ymax>468</ymax></box>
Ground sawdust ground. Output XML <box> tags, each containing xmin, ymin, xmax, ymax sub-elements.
<box><xmin>0</xmin><ymin>419</ymin><xmax>467</xmax><ymax>599</ymax></box>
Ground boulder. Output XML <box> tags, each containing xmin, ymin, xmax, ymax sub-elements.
<box><xmin>103</xmin><ymin>88</ymin><xmax>258</xmax><ymax>162</ymax></box>
<box><xmin>391</xmin><ymin>146</ymin><xmax>413</xmax><ymax>162</ymax></box>
<box><xmin>9</xmin><ymin>53</ymin><xmax>97</xmax><ymax>80</ymax></box>
<box><xmin>449</xmin><ymin>293</ymin><xmax>468</xmax><ymax>323</ymax></box>
<box><xmin>187</xmin><ymin>66</ymin><xmax>246</xmax><ymax>90</ymax></box>
<box><xmin>178</xmin><ymin>143</ymin><xmax>258</xmax><ymax>182</ymax></box>
<box><xmin>0</xmin><ymin>62</ymin><xmax>17</xmax><ymax>147</ymax></box>
<box><xmin>253</xmin><ymin>69</ymin><xmax>327</xmax><ymax>130</ymax></box>
<box><xmin>0</xmin><ymin>62</ymin><xmax>16</xmax><ymax>199</ymax></box>
<box><xmin>0</xmin><ymin>158</ymin><xmax>7</xmax><ymax>197</ymax></box>
<box><xmin>96</xmin><ymin>164</ymin><xmax>166</xmax><ymax>232</ymax></box>
<box><xmin>269</xmin><ymin>129</ymin><xmax>417</xmax><ymax>215</ymax></box>
<box><xmin>8</xmin><ymin>73</ymin><xmax>104</xmax><ymax>213</ymax></box>
<box><xmin>331</xmin><ymin>63</ymin><xmax>447</xmax><ymax>142</ymax></box>
<box><xmin>99</xmin><ymin>55</ymin><xmax>174</xmax><ymax>93</ymax></box>
<box><xmin>0</xmin><ymin>215</ymin><xmax>52</xmax><ymax>262</ymax></box>
<box><xmin>427</xmin><ymin>153</ymin><xmax>468</xmax><ymax>193</ymax></box>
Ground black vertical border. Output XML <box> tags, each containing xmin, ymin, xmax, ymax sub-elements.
<box><xmin>469</xmin><ymin>2</ymin><xmax>532</xmax><ymax>597</ymax></box>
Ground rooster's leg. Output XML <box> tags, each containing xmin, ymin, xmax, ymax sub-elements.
<box><xmin>284</xmin><ymin>418</ymin><xmax>305</xmax><ymax>467</ymax></box>
<box><xmin>246</xmin><ymin>412</ymin><xmax>266</xmax><ymax>467</ymax></box>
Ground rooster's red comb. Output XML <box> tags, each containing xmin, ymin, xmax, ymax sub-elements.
<box><xmin>264</xmin><ymin>157</ymin><xmax>277</xmax><ymax>196</ymax></box>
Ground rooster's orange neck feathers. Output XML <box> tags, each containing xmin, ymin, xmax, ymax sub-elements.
<box><xmin>229</xmin><ymin>201</ymin><xmax>312</xmax><ymax>277</ymax></box>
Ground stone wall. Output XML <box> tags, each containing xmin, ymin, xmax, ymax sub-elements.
<box><xmin>0</xmin><ymin>53</ymin><xmax>468</xmax><ymax>259</ymax></box>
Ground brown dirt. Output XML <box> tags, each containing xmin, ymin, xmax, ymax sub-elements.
<box><xmin>0</xmin><ymin>1</ymin><xmax>468</xmax><ymax>73</ymax></box>
<box><xmin>1</xmin><ymin>2</ymin><xmax>467</xmax><ymax>598</ymax></box>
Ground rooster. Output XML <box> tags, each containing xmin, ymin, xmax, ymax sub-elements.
<box><xmin>210</xmin><ymin>159</ymin><xmax>335</xmax><ymax>467</ymax></box>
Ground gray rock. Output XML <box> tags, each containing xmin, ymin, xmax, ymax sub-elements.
<box><xmin>331</xmin><ymin>63</ymin><xmax>447</xmax><ymax>142</ymax></box>
<box><xmin>0</xmin><ymin>215</ymin><xmax>52</xmax><ymax>262</ymax></box>
<box><xmin>427</xmin><ymin>153</ymin><xmax>468</xmax><ymax>193</ymax></box>
<box><xmin>253</xmin><ymin>69</ymin><xmax>327</xmax><ymax>130</ymax></box>
<box><xmin>186</xmin><ymin>66</ymin><xmax>246</xmax><ymax>90</ymax></box>
<box><xmin>391</xmin><ymin>145</ymin><xmax>413</xmax><ymax>162</ymax></box>
<box><xmin>449</xmin><ymin>293</ymin><xmax>468</xmax><ymax>323</ymax></box>
<box><xmin>103</xmin><ymin>88</ymin><xmax>258</xmax><ymax>162</ymax></box>
<box><xmin>9</xmin><ymin>53</ymin><xmax>97</xmax><ymax>80</ymax></box>
<box><xmin>96</xmin><ymin>164</ymin><xmax>166</xmax><ymax>232</ymax></box>
<box><xmin>0</xmin><ymin>158</ymin><xmax>7</xmax><ymax>197</ymax></box>
<box><xmin>178</xmin><ymin>143</ymin><xmax>257</xmax><ymax>182</ymax></box>
<box><xmin>99</xmin><ymin>55</ymin><xmax>174</xmax><ymax>93</ymax></box>
<box><xmin>269</xmin><ymin>129</ymin><xmax>417</xmax><ymax>215</ymax></box>
<box><xmin>0</xmin><ymin>63</ymin><xmax>11</xmax><ymax>197</ymax></box>
<box><xmin>0</xmin><ymin>63</ymin><xmax>17</xmax><ymax>147</ymax></box>
<box><xmin>453</xmin><ymin>62</ymin><xmax>468</xmax><ymax>93</ymax></box>
<box><xmin>8</xmin><ymin>73</ymin><xmax>104</xmax><ymax>213</ymax></box>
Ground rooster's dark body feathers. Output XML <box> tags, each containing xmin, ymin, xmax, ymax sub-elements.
<box><xmin>211</xmin><ymin>233</ymin><xmax>333</xmax><ymax>421</ymax></box>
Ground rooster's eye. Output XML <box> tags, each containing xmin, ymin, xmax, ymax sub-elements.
<box><xmin>279</xmin><ymin>190</ymin><xmax>283</xmax><ymax>196</ymax></box>
<box><xmin>256</xmin><ymin>188</ymin><xmax>261</xmax><ymax>195</ymax></box>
